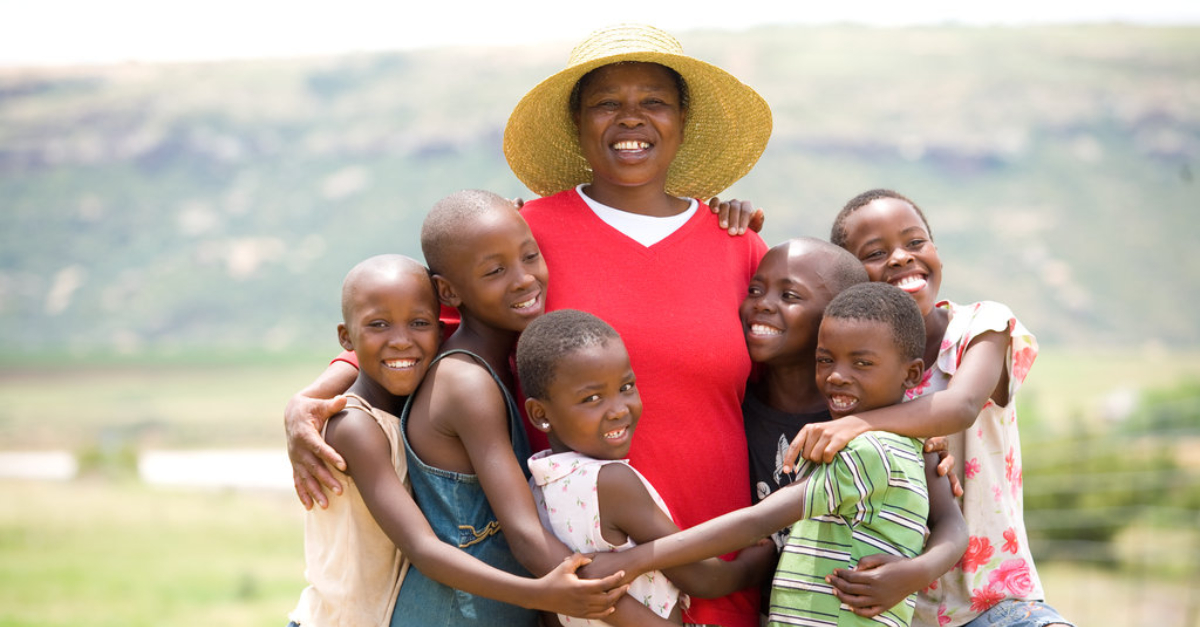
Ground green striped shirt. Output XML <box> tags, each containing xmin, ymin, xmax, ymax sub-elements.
<box><xmin>769</xmin><ymin>431</ymin><xmax>929</xmax><ymax>627</ymax></box>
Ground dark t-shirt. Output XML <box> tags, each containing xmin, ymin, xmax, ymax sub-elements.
<box><xmin>742</xmin><ymin>388</ymin><xmax>831</xmax><ymax>547</ymax></box>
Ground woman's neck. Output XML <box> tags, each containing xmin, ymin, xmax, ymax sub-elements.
<box><xmin>581</xmin><ymin>182</ymin><xmax>688</xmax><ymax>218</ymax></box>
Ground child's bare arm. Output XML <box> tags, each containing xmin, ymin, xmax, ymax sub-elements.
<box><xmin>327</xmin><ymin>408</ymin><xmax>626</xmax><ymax>619</ymax></box>
<box><xmin>442</xmin><ymin>365</ymin><xmax>573</xmax><ymax>575</ymax></box>
<box><xmin>786</xmin><ymin>331</ymin><xmax>1009</xmax><ymax>467</ymax></box>
<box><xmin>284</xmin><ymin>359</ymin><xmax>357</xmax><ymax>508</ymax></box>
<box><xmin>597</xmin><ymin>463</ymin><xmax>803</xmax><ymax>596</ymax></box>
<box><xmin>826</xmin><ymin>450</ymin><xmax>968</xmax><ymax>617</ymax></box>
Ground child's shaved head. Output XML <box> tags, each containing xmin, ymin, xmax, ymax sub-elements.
<box><xmin>341</xmin><ymin>254</ymin><xmax>436</xmax><ymax>323</ymax></box>
<box><xmin>421</xmin><ymin>190</ymin><xmax>521</xmax><ymax>276</ymax></box>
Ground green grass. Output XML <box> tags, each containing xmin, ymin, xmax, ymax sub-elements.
<box><xmin>0</xmin><ymin>479</ymin><xmax>305</xmax><ymax>627</ymax></box>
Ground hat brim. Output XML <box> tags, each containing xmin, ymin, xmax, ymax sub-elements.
<box><xmin>504</xmin><ymin>51</ymin><xmax>772</xmax><ymax>200</ymax></box>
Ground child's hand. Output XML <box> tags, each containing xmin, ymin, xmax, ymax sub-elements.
<box><xmin>285</xmin><ymin>393</ymin><xmax>347</xmax><ymax>510</ymax></box>
<box><xmin>537</xmin><ymin>554</ymin><xmax>628</xmax><ymax>619</ymax></box>
<box><xmin>577</xmin><ymin>549</ymin><xmax>643</xmax><ymax>587</ymax></box>
<box><xmin>708</xmin><ymin>197</ymin><xmax>765</xmax><ymax>235</ymax></box>
<box><xmin>923</xmin><ymin>437</ymin><xmax>963</xmax><ymax>497</ymax></box>
<box><xmin>783</xmin><ymin>415</ymin><xmax>869</xmax><ymax>471</ymax></box>
<box><xmin>826</xmin><ymin>553</ymin><xmax>922</xmax><ymax>617</ymax></box>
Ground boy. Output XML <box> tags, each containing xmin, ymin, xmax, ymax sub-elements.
<box><xmin>395</xmin><ymin>190</ymin><xmax>669</xmax><ymax>626</ymax></box>
<box><xmin>289</xmin><ymin>254</ymin><xmax>441</xmax><ymax>627</ymax></box>
<box><xmin>289</xmin><ymin>255</ymin><xmax>625</xmax><ymax>626</ymax></box>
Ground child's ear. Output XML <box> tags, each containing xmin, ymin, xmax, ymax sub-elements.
<box><xmin>902</xmin><ymin>358</ymin><xmax>925</xmax><ymax>390</ymax></box>
<box><xmin>432</xmin><ymin>274</ymin><xmax>461</xmax><ymax>308</ymax></box>
<box><xmin>337</xmin><ymin>323</ymin><xmax>353</xmax><ymax>351</ymax></box>
<box><xmin>525</xmin><ymin>398</ymin><xmax>552</xmax><ymax>434</ymax></box>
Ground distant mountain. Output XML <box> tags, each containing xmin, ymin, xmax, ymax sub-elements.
<box><xmin>1</xmin><ymin>24</ymin><xmax>1197</xmax><ymax>356</ymax></box>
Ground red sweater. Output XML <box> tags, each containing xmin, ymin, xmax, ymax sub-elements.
<box><xmin>523</xmin><ymin>190</ymin><xmax>767</xmax><ymax>627</ymax></box>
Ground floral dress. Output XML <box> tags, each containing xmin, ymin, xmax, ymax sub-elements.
<box><xmin>911</xmin><ymin>301</ymin><xmax>1043</xmax><ymax>627</ymax></box>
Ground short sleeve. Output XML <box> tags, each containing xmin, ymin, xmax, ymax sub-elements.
<box><xmin>800</xmin><ymin>437</ymin><xmax>887</xmax><ymax>525</ymax></box>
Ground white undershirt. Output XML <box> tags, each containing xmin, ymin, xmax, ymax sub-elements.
<box><xmin>576</xmin><ymin>184</ymin><xmax>697</xmax><ymax>247</ymax></box>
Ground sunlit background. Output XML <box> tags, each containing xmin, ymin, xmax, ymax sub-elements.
<box><xmin>1</xmin><ymin>1</ymin><xmax>1198</xmax><ymax>625</ymax></box>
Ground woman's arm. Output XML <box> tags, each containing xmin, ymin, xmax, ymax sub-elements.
<box><xmin>786</xmin><ymin>331</ymin><xmax>1010</xmax><ymax>467</ymax></box>
<box><xmin>327</xmin><ymin>409</ymin><xmax>626</xmax><ymax>619</ymax></box>
<box><xmin>825</xmin><ymin>450</ymin><xmax>968</xmax><ymax>617</ymax></box>
<box><xmin>285</xmin><ymin>359</ymin><xmax>358</xmax><ymax>508</ymax></box>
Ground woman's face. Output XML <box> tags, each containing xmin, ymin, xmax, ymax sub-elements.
<box><xmin>573</xmin><ymin>62</ymin><xmax>686</xmax><ymax>193</ymax></box>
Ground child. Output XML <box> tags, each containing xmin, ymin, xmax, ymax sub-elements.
<box><xmin>741</xmin><ymin>238</ymin><xmax>968</xmax><ymax>619</ymax></box>
<box><xmin>788</xmin><ymin>190</ymin><xmax>1072</xmax><ymax>627</ymax></box>
<box><xmin>517</xmin><ymin>309</ymin><xmax>776</xmax><ymax>626</ymax></box>
<box><xmin>395</xmin><ymin>189</ymin><xmax>671</xmax><ymax>626</ymax></box>
<box><xmin>287</xmin><ymin>254</ymin><xmax>626</xmax><ymax>627</ymax></box>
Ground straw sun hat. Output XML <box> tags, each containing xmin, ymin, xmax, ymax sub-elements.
<box><xmin>503</xmin><ymin>23</ymin><xmax>773</xmax><ymax>200</ymax></box>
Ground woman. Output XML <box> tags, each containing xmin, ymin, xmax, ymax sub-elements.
<box><xmin>286</xmin><ymin>24</ymin><xmax>773</xmax><ymax>627</ymax></box>
<box><xmin>502</xmin><ymin>24</ymin><xmax>772</xmax><ymax>627</ymax></box>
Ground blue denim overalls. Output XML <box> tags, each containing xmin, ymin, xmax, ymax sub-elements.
<box><xmin>392</xmin><ymin>349</ymin><xmax>537</xmax><ymax>627</ymax></box>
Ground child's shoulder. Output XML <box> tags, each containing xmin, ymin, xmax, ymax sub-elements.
<box><xmin>326</xmin><ymin>403</ymin><xmax>391</xmax><ymax>449</ymax></box>
<box><xmin>943</xmin><ymin>299</ymin><xmax>1034</xmax><ymax>346</ymax></box>
<box><xmin>418</xmin><ymin>351</ymin><xmax>508</xmax><ymax>414</ymax></box>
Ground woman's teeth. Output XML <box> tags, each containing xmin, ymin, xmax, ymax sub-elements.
<box><xmin>613</xmin><ymin>140</ymin><xmax>650</xmax><ymax>151</ymax></box>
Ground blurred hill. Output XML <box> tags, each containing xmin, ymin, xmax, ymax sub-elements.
<box><xmin>1</xmin><ymin>24</ymin><xmax>1197</xmax><ymax>357</ymax></box>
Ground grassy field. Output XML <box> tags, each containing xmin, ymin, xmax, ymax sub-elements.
<box><xmin>1</xmin><ymin>348</ymin><xmax>1198</xmax><ymax>626</ymax></box>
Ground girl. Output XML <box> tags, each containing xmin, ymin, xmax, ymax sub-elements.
<box><xmin>517</xmin><ymin>309</ymin><xmax>775</xmax><ymax>626</ymax></box>
<box><xmin>785</xmin><ymin>190</ymin><xmax>1073</xmax><ymax>627</ymax></box>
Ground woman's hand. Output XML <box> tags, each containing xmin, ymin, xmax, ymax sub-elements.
<box><xmin>708</xmin><ymin>197</ymin><xmax>765</xmax><ymax>236</ymax></box>
<box><xmin>534</xmin><ymin>554</ymin><xmax>628</xmax><ymax>619</ymax></box>
<box><xmin>284</xmin><ymin>393</ymin><xmax>348</xmax><ymax>509</ymax></box>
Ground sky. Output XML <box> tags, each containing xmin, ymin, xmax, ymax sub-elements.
<box><xmin>2</xmin><ymin>0</ymin><xmax>1198</xmax><ymax>67</ymax></box>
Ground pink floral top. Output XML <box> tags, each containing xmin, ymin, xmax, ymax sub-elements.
<box><xmin>910</xmin><ymin>301</ymin><xmax>1043</xmax><ymax>627</ymax></box>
